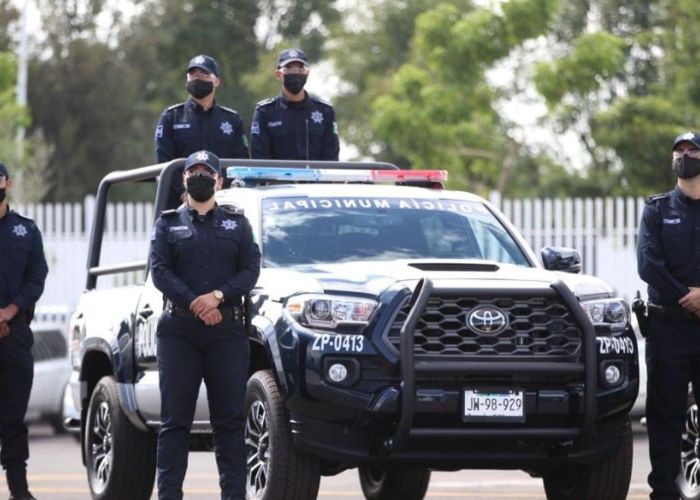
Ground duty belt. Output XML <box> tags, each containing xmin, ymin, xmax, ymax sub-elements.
<box><xmin>167</xmin><ymin>303</ymin><xmax>242</xmax><ymax>322</ymax></box>
<box><xmin>647</xmin><ymin>303</ymin><xmax>698</xmax><ymax>322</ymax></box>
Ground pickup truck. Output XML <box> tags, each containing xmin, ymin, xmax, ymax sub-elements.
<box><xmin>68</xmin><ymin>159</ymin><xmax>639</xmax><ymax>500</ymax></box>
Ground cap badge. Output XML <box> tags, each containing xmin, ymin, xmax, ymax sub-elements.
<box><xmin>193</xmin><ymin>55</ymin><xmax>206</xmax><ymax>65</ymax></box>
<box><xmin>220</xmin><ymin>121</ymin><xmax>233</xmax><ymax>136</ymax></box>
<box><xmin>196</xmin><ymin>151</ymin><xmax>209</xmax><ymax>162</ymax></box>
<box><xmin>288</xmin><ymin>49</ymin><xmax>298</xmax><ymax>58</ymax></box>
<box><xmin>681</xmin><ymin>131</ymin><xmax>695</xmax><ymax>141</ymax></box>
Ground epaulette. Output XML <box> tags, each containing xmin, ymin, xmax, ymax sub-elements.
<box><xmin>646</xmin><ymin>192</ymin><xmax>670</xmax><ymax>204</ymax></box>
<box><xmin>166</xmin><ymin>102</ymin><xmax>185</xmax><ymax>112</ymax></box>
<box><xmin>310</xmin><ymin>95</ymin><xmax>333</xmax><ymax>108</ymax></box>
<box><xmin>219</xmin><ymin>105</ymin><xmax>240</xmax><ymax>115</ymax></box>
<box><xmin>256</xmin><ymin>97</ymin><xmax>276</xmax><ymax>108</ymax></box>
<box><xmin>11</xmin><ymin>211</ymin><xmax>35</xmax><ymax>224</ymax></box>
<box><xmin>160</xmin><ymin>209</ymin><xmax>178</xmax><ymax>217</ymax></box>
<box><xmin>220</xmin><ymin>204</ymin><xmax>244</xmax><ymax>216</ymax></box>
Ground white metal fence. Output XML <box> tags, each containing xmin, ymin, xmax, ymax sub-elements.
<box><xmin>20</xmin><ymin>193</ymin><xmax>647</xmax><ymax>310</ymax></box>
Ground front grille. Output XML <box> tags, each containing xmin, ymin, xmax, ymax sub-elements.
<box><xmin>386</xmin><ymin>292</ymin><xmax>583</xmax><ymax>359</ymax></box>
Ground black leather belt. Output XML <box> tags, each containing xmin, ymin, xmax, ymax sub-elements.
<box><xmin>168</xmin><ymin>304</ymin><xmax>242</xmax><ymax>322</ymax></box>
<box><xmin>647</xmin><ymin>303</ymin><xmax>698</xmax><ymax>321</ymax></box>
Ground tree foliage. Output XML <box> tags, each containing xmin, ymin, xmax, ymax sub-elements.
<box><xmin>533</xmin><ymin>0</ymin><xmax>700</xmax><ymax>195</ymax></box>
<box><xmin>370</xmin><ymin>0</ymin><xmax>560</xmax><ymax>194</ymax></box>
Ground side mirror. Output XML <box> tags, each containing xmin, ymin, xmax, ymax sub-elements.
<box><xmin>541</xmin><ymin>246</ymin><xmax>582</xmax><ymax>274</ymax></box>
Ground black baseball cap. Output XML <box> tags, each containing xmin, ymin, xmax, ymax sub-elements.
<box><xmin>277</xmin><ymin>48</ymin><xmax>308</xmax><ymax>68</ymax></box>
<box><xmin>184</xmin><ymin>151</ymin><xmax>220</xmax><ymax>174</ymax></box>
<box><xmin>186</xmin><ymin>55</ymin><xmax>219</xmax><ymax>76</ymax></box>
<box><xmin>672</xmin><ymin>131</ymin><xmax>700</xmax><ymax>151</ymax></box>
<box><xmin>0</xmin><ymin>162</ymin><xmax>7</xmax><ymax>178</ymax></box>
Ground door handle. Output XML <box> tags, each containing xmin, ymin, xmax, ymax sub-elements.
<box><xmin>138</xmin><ymin>305</ymin><xmax>154</xmax><ymax>319</ymax></box>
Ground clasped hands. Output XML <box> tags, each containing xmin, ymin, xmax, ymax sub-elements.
<box><xmin>679</xmin><ymin>287</ymin><xmax>700</xmax><ymax>319</ymax></box>
<box><xmin>0</xmin><ymin>304</ymin><xmax>19</xmax><ymax>338</ymax></box>
<box><xmin>190</xmin><ymin>292</ymin><xmax>223</xmax><ymax>326</ymax></box>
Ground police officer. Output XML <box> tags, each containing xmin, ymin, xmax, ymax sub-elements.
<box><xmin>251</xmin><ymin>47</ymin><xmax>340</xmax><ymax>160</ymax></box>
<box><xmin>0</xmin><ymin>162</ymin><xmax>48</xmax><ymax>500</ymax></box>
<box><xmin>155</xmin><ymin>55</ymin><xmax>250</xmax><ymax>208</ymax></box>
<box><xmin>638</xmin><ymin>131</ymin><xmax>700</xmax><ymax>500</ymax></box>
<box><xmin>149</xmin><ymin>150</ymin><xmax>260</xmax><ymax>500</ymax></box>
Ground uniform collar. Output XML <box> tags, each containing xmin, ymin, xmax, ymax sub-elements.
<box><xmin>279</xmin><ymin>92</ymin><xmax>309</xmax><ymax>110</ymax></box>
<box><xmin>672</xmin><ymin>185</ymin><xmax>700</xmax><ymax>207</ymax></box>
<box><xmin>185</xmin><ymin>97</ymin><xmax>216</xmax><ymax>114</ymax></box>
<box><xmin>0</xmin><ymin>204</ymin><xmax>10</xmax><ymax>222</ymax></box>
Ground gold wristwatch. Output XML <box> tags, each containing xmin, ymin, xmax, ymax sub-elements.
<box><xmin>213</xmin><ymin>290</ymin><xmax>224</xmax><ymax>303</ymax></box>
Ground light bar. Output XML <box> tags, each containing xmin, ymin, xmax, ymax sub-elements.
<box><xmin>226</xmin><ymin>167</ymin><xmax>448</xmax><ymax>184</ymax></box>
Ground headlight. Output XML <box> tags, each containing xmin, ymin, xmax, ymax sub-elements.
<box><xmin>580</xmin><ymin>298</ymin><xmax>630</xmax><ymax>333</ymax></box>
<box><xmin>285</xmin><ymin>294</ymin><xmax>379</xmax><ymax>330</ymax></box>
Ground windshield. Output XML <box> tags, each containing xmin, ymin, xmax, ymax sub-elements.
<box><xmin>262</xmin><ymin>196</ymin><xmax>530</xmax><ymax>267</ymax></box>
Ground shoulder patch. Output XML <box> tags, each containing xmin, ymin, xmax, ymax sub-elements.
<box><xmin>220</xmin><ymin>204</ymin><xmax>244</xmax><ymax>216</ymax></box>
<box><xmin>219</xmin><ymin>105</ymin><xmax>240</xmax><ymax>115</ymax></box>
<box><xmin>646</xmin><ymin>192</ymin><xmax>670</xmax><ymax>204</ymax></box>
<box><xmin>160</xmin><ymin>209</ymin><xmax>178</xmax><ymax>217</ymax></box>
<box><xmin>256</xmin><ymin>97</ymin><xmax>276</xmax><ymax>108</ymax></box>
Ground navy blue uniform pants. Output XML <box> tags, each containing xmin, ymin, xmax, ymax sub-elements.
<box><xmin>156</xmin><ymin>313</ymin><xmax>249</xmax><ymax>500</ymax></box>
<box><xmin>0</xmin><ymin>319</ymin><xmax>34</xmax><ymax>496</ymax></box>
<box><xmin>646</xmin><ymin>317</ymin><xmax>700</xmax><ymax>500</ymax></box>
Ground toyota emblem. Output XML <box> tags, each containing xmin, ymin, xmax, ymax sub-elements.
<box><xmin>467</xmin><ymin>307</ymin><xmax>508</xmax><ymax>335</ymax></box>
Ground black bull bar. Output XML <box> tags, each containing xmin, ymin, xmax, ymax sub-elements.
<box><xmin>386</xmin><ymin>278</ymin><xmax>597</xmax><ymax>451</ymax></box>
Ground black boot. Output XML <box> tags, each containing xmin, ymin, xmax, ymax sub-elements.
<box><xmin>8</xmin><ymin>493</ymin><xmax>37</xmax><ymax>500</ymax></box>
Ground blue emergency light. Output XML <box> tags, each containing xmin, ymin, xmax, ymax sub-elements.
<box><xmin>226</xmin><ymin>167</ymin><xmax>448</xmax><ymax>185</ymax></box>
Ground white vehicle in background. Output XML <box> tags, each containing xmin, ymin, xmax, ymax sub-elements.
<box><xmin>26</xmin><ymin>306</ymin><xmax>71</xmax><ymax>433</ymax></box>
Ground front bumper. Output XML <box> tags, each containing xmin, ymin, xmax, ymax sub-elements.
<box><xmin>276</xmin><ymin>279</ymin><xmax>638</xmax><ymax>467</ymax></box>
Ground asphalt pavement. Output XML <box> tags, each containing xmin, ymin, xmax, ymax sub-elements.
<box><xmin>0</xmin><ymin>421</ymin><xmax>652</xmax><ymax>499</ymax></box>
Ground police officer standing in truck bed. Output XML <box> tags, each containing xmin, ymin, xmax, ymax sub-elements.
<box><xmin>251</xmin><ymin>47</ymin><xmax>339</xmax><ymax>161</ymax></box>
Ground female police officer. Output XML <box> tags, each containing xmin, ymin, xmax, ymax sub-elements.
<box><xmin>638</xmin><ymin>131</ymin><xmax>700</xmax><ymax>500</ymax></box>
<box><xmin>149</xmin><ymin>150</ymin><xmax>260</xmax><ymax>500</ymax></box>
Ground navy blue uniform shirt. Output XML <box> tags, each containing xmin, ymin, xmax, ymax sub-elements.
<box><xmin>637</xmin><ymin>186</ymin><xmax>700</xmax><ymax>305</ymax></box>
<box><xmin>0</xmin><ymin>209</ymin><xmax>48</xmax><ymax>310</ymax></box>
<box><xmin>149</xmin><ymin>204</ymin><xmax>261</xmax><ymax>309</ymax></box>
<box><xmin>155</xmin><ymin>98</ymin><xmax>249</xmax><ymax>162</ymax></box>
<box><xmin>251</xmin><ymin>94</ymin><xmax>339</xmax><ymax>160</ymax></box>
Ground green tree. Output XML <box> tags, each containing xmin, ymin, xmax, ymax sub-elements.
<box><xmin>533</xmin><ymin>0</ymin><xmax>700</xmax><ymax>195</ymax></box>
<box><xmin>0</xmin><ymin>52</ymin><xmax>51</xmax><ymax>203</ymax></box>
<box><xmin>369</xmin><ymin>0</ymin><xmax>560</xmax><ymax>194</ymax></box>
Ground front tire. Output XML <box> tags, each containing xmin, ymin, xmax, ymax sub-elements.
<box><xmin>679</xmin><ymin>397</ymin><xmax>700</xmax><ymax>500</ymax></box>
<box><xmin>358</xmin><ymin>466</ymin><xmax>431</xmax><ymax>500</ymax></box>
<box><xmin>245</xmin><ymin>370</ymin><xmax>320</xmax><ymax>500</ymax></box>
<box><xmin>84</xmin><ymin>376</ymin><xmax>156</xmax><ymax>500</ymax></box>
<box><xmin>542</xmin><ymin>418</ymin><xmax>633</xmax><ymax>500</ymax></box>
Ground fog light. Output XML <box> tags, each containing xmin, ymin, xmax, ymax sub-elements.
<box><xmin>328</xmin><ymin>363</ymin><xmax>348</xmax><ymax>383</ymax></box>
<box><xmin>604</xmin><ymin>365</ymin><xmax>621</xmax><ymax>385</ymax></box>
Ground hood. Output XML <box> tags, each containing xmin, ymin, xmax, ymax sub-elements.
<box><xmin>258</xmin><ymin>260</ymin><xmax>615</xmax><ymax>300</ymax></box>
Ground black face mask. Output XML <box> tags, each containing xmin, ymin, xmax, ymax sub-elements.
<box><xmin>185</xmin><ymin>174</ymin><xmax>216</xmax><ymax>202</ymax></box>
<box><xmin>186</xmin><ymin>79</ymin><xmax>214</xmax><ymax>99</ymax></box>
<box><xmin>283</xmin><ymin>74</ymin><xmax>307</xmax><ymax>95</ymax></box>
<box><xmin>672</xmin><ymin>155</ymin><xmax>700</xmax><ymax>179</ymax></box>
<box><xmin>0</xmin><ymin>187</ymin><xmax>5</xmax><ymax>204</ymax></box>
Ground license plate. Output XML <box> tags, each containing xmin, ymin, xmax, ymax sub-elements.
<box><xmin>463</xmin><ymin>389</ymin><xmax>525</xmax><ymax>422</ymax></box>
